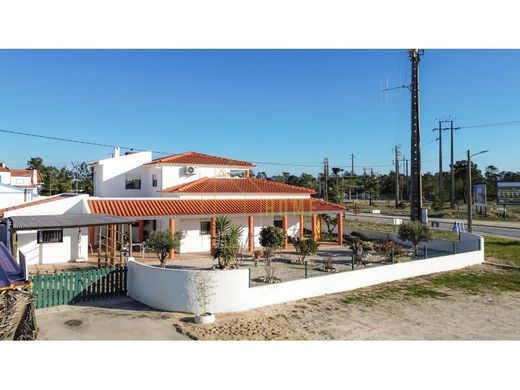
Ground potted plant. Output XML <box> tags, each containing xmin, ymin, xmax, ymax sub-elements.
<box><xmin>193</xmin><ymin>272</ymin><xmax>216</xmax><ymax>325</ymax></box>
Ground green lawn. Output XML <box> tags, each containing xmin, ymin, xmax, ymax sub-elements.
<box><xmin>483</xmin><ymin>235</ymin><xmax>520</xmax><ymax>266</ymax></box>
<box><xmin>340</xmin><ymin>266</ymin><xmax>520</xmax><ymax>307</ymax></box>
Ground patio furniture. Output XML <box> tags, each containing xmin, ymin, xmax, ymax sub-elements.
<box><xmin>131</xmin><ymin>242</ymin><xmax>146</xmax><ymax>258</ymax></box>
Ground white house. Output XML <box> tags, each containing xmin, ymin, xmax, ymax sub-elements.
<box><xmin>0</xmin><ymin>163</ymin><xmax>42</xmax><ymax>209</ymax></box>
<box><xmin>87</xmin><ymin>149</ymin><xmax>345</xmax><ymax>258</ymax></box>
<box><xmin>0</xmin><ymin>194</ymin><xmax>90</xmax><ymax>265</ymax></box>
<box><xmin>0</xmin><ymin>149</ymin><xmax>345</xmax><ymax>265</ymax></box>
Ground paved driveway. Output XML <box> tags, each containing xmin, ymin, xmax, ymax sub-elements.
<box><xmin>35</xmin><ymin>297</ymin><xmax>189</xmax><ymax>340</ymax></box>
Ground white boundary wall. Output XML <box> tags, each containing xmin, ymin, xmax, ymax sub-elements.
<box><xmin>128</xmin><ymin>234</ymin><xmax>484</xmax><ymax>314</ymax></box>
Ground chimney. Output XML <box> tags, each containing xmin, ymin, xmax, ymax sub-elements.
<box><xmin>113</xmin><ymin>147</ymin><xmax>121</xmax><ymax>158</ymax></box>
<box><xmin>32</xmin><ymin>169</ymin><xmax>38</xmax><ymax>185</ymax></box>
<box><xmin>0</xmin><ymin>162</ymin><xmax>5</xmax><ymax>168</ymax></box>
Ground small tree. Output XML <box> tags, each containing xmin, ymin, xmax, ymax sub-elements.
<box><xmin>145</xmin><ymin>230</ymin><xmax>184</xmax><ymax>268</ymax></box>
<box><xmin>321</xmin><ymin>215</ymin><xmax>338</xmax><ymax>240</ymax></box>
<box><xmin>213</xmin><ymin>215</ymin><xmax>244</xmax><ymax>269</ymax></box>
<box><xmin>398</xmin><ymin>221</ymin><xmax>432</xmax><ymax>255</ymax></box>
<box><xmin>192</xmin><ymin>272</ymin><xmax>216</xmax><ymax>314</ymax></box>
<box><xmin>259</xmin><ymin>226</ymin><xmax>285</xmax><ymax>264</ymax></box>
<box><xmin>290</xmin><ymin>237</ymin><xmax>319</xmax><ymax>264</ymax></box>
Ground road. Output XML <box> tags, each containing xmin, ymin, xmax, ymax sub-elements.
<box><xmin>344</xmin><ymin>213</ymin><xmax>520</xmax><ymax>240</ymax></box>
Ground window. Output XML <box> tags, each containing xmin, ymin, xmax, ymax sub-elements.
<box><xmin>37</xmin><ymin>229</ymin><xmax>63</xmax><ymax>244</ymax></box>
<box><xmin>125</xmin><ymin>173</ymin><xmax>141</xmax><ymax>189</ymax></box>
<box><xmin>273</xmin><ymin>219</ymin><xmax>284</xmax><ymax>229</ymax></box>
<box><xmin>152</xmin><ymin>174</ymin><xmax>158</xmax><ymax>187</ymax></box>
<box><xmin>15</xmin><ymin>178</ymin><xmax>24</xmax><ymax>184</ymax></box>
<box><xmin>200</xmin><ymin>220</ymin><xmax>211</xmax><ymax>235</ymax></box>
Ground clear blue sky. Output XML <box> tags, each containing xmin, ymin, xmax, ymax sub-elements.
<box><xmin>0</xmin><ymin>49</ymin><xmax>519</xmax><ymax>176</ymax></box>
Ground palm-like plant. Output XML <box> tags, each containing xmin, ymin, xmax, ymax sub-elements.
<box><xmin>213</xmin><ymin>215</ymin><xmax>244</xmax><ymax>269</ymax></box>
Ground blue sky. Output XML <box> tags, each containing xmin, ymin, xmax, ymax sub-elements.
<box><xmin>0</xmin><ymin>49</ymin><xmax>518</xmax><ymax>176</ymax></box>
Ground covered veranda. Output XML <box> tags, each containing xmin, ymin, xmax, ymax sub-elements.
<box><xmin>87</xmin><ymin>197</ymin><xmax>346</xmax><ymax>259</ymax></box>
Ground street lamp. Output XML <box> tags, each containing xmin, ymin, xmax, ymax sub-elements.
<box><xmin>467</xmin><ymin>149</ymin><xmax>488</xmax><ymax>232</ymax></box>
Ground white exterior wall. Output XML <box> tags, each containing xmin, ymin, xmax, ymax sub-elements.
<box><xmin>178</xmin><ymin>218</ymin><xmax>212</xmax><ymax>253</ymax></box>
<box><xmin>10</xmin><ymin>176</ymin><xmax>32</xmax><ymax>186</ymax></box>
<box><xmin>0</xmin><ymin>171</ymin><xmax>10</xmax><ymax>184</ymax></box>
<box><xmin>160</xmin><ymin>165</ymin><xmax>232</xmax><ymax>190</ymax></box>
<box><xmin>128</xmin><ymin>234</ymin><xmax>485</xmax><ymax>314</ymax></box>
<box><xmin>3</xmin><ymin>194</ymin><xmax>89</xmax><ymax>217</ymax></box>
<box><xmin>4</xmin><ymin>194</ymin><xmax>90</xmax><ymax>265</ymax></box>
<box><xmin>152</xmin><ymin>215</ymin><xmax>302</xmax><ymax>253</ymax></box>
<box><xmin>92</xmin><ymin>151</ymin><xmax>153</xmax><ymax>197</ymax></box>
<box><xmin>16</xmin><ymin>227</ymin><xmax>89</xmax><ymax>265</ymax></box>
<box><xmin>0</xmin><ymin>185</ymin><xmax>26</xmax><ymax>209</ymax></box>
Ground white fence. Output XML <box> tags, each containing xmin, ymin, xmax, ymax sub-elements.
<box><xmin>127</xmin><ymin>234</ymin><xmax>485</xmax><ymax>314</ymax></box>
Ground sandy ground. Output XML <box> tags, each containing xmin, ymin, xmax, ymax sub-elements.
<box><xmin>172</xmin><ymin>265</ymin><xmax>520</xmax><ymax>340</ymax></box>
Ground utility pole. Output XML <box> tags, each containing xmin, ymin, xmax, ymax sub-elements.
<box><xmin>405</xmin><ymin>158</ymin><xmax>409</xmax><ymax>200</ymax></box>
<box><xmin>380</xmin><ymin>49</ymin><xmax>424</xmax><ymax>219</ymax></box>
<box><xmin>323</xmin><ymin>157</ymin><xmax>329</xmax><ymax>201</ymax></box>
<box><xmin>350</xmin><ymin>153</ymin><xmax>355</xmax><ymax>175</ymax></box>
<box><xmin>436</xmin><ymin>117</ymin><xmax>460</xmax><ymax>209</ymax></box>
<box><xmin>400</xmin><ymin>154</ymin><xmax>407</xmax><ymax>202</ymax></box>
<box><xmin>393</xmin><ymin>145</ymin><xmax>401</xmax><ymax>208</ymax></box>
<box><xmin>433</xmin><ymin>120</ymin><xmax>444</xmax><ymax>205</ymax></box>
<box><xmin>450</xmin><ymin>121</ymin><xmax>461</xmax><ymax>209</ymax></box>
<box><xmin>409</xmin><ymin>49</ymin><xmax>424</xmax><ymax>222</ymax></box>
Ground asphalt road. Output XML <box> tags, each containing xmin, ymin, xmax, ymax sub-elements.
<box><xmin>344</xmin><ymin>213</ymin><xmax>520</xmax><ymax>240</ymax></box>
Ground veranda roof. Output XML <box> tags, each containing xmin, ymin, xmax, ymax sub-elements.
<box><xmin>4</xmin><ymin>214</ymin><xmax>136</xmax><ymax>231</ymax></box>
<box><xmin>87</xmin><ymin>198</ymin><xmax>344</xmax><ymax>218</ymax></box>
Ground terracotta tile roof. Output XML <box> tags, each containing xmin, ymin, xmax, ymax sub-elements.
<box><xmin>160</xmin><ymin>177</ymin><xmax>316</xmax><ymax>194</ymax></box>
<box><xmin>0</xmin><ymin>194</ymin><xmax>78</xmax><ymax>217</ymax></box>
<box><xmin>88</xmin><ymin>198</ymin><xmax>344</xmax><ymax>217</ymax></box>
<box><xmin>10</xmin><ymin>169</ymin><xmax>32</xmax><ymax>177</ymax></box>
<box><xmin>1</xmin><ymin>168</ymin><xmax>43</xmax><ymax>183</ymax></box>
<box><xmin>148</xmin><ymin>151</ymin><xmax>255</xmax><ymax>168</ymax></box>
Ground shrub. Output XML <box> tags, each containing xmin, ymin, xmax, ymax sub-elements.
<box><xmin>213</xmin><ymin>215</ymin><xmax>244</xmax><ymax>269</ymax></box>
<box><xmin>398</xmin><ymin>221</ymin><xmax>432</xmax><ymax>254</ymax></box>
<box><xmin>349</xmin><ymin>237</ymin><xmax>366</xmax><ymax>263</ymax></box>
<box><xmin>145</xmin><ymin>230</ymin><xmax>184</xmax><ymax>268</ymax></box>
<box><xmin>373</xmin><ymin>241</ymin><xmax>405</xmax><ymax>262</ymax></box>
<box><xmin>259</xmin><ymin>226</ymin><xmax>285</xmax><ymax>264</ymax></box>
<box><xmin>290</xmin><ymin>237</ymin><xmax>319</xmax><ymax>264</ymax></box>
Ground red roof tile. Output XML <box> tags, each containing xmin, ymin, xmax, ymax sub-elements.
<box><xmin>1</xmin><ymin>168</ymin><xmax>43</xmax><ymax>183</ymax></box>
<box><xmin>160</xmin><ymin>177</ymin><xmax>315</xmax><ymax>194</ymax></box>
<box><xmin>0</xmin><ymin>194</ymin><xmax>78</xmax><ymax>217</ymax></box>
<box><xmin>88</xmin><ymin>198</ymin><xmax>344</xmax><ymax>217</ymax></box>
<box><xmin>149</xmin><ymin>151</ymin><xmax>255</xmax><ymax>168</ymax></box>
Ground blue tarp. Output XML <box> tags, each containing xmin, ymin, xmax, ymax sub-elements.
<box><xmin>0</xmin><ymin>242</ymin><xmax>27</xmax><ymax>290</ymax></box>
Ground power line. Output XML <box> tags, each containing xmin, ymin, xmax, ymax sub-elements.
<box><xmin>459</xmin><ymin>120</ymin><xmax>520</xmax><ymax>129</ymax></box>
<box><xmin>0</xmin><ymin>128</ymin><xmax>174</xmax><ymax>155</ymax></box>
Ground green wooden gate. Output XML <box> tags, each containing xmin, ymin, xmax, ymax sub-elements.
<box><xmin>31</xmin><ymin>267</ymin><xmax>127</xmax><ymax>309</ymax></box>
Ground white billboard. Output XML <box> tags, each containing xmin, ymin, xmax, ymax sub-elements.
<box><xmin>473</xmin><ymin>184</ymin><xmax>487</xmax><ymax>207</ymax></box>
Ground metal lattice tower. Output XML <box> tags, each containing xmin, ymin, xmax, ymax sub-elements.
<box><xmin>409</xmin><ymin>49</ymin><xmax>424</xmax><ymax>221</ymax></box>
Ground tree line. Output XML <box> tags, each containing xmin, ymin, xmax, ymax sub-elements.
<box><xmin>27</xmin><ymin>157</ymin><xmax>93</xmax><ymax>196</ymax></box>
<box><xmin>255</xmin><ymin>162</ymin><xmax>520</xmax><ymax>206</ymax></box>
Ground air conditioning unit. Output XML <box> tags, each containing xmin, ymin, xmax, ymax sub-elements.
<box><xmin>185</xmin><ymin>166</ymin><xmax>197</xmax><ymax>175</ymax></box>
